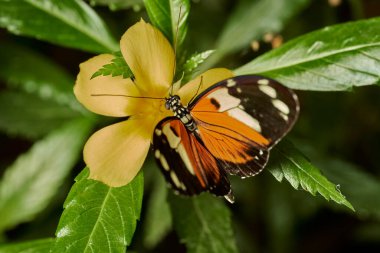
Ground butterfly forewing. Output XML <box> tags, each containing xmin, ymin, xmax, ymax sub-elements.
<box><xmin>153</xmin><ymin>117</ymin><xmax>231</xmax><ymax>196</ymax></box>
<box><xmin>190</xmin><ymin>75</ymin><xmax>299</xmax><ymax>145</ymax></box>
<box><xmin>153</xmin><ymin>75</ymin><xmax>299</xmax><ymax>199</ymax></box>
<box><xmin>189</xmin><ymin>75</ymin><xmax>299</xmax><ymax>177</ymax></box>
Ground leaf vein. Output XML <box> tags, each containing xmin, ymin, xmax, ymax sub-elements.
<box><xmin>83</xmin><ymin>188</ymin><xmax>112</xmax><ymax>253</ymax></box>
<box><xmin>192</xmin><ymin>199</ymin><xmax>219</xmax><ymax>252</ymax></box>
<box><xmin>277</xmin><ymin>149</ymin><xmax>340</xmax><ymax>198</ymax></box>
<box><xmin>255</xmin><ymin>43</ymin><xmax>380</xmax><ymax>74</ymax></box>
<box><xmin>358</xmin><ymin>49</ymin><xmax>380</xmax><ymax>61</ymax></box>
<box><xmin>322</xmin><ymin>58</ymin><xmax>379</xmax><ymax>78</ymax></box>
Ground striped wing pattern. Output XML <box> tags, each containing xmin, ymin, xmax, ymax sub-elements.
<box><xmin>153</xmin><ymin>118</ymin><xmax>231</xmax><ymax>196</ymax></box>
<box><xmin>153</xmin><ymin>75</ymin><xmax>299</xmax><ymax>200</ymax></box>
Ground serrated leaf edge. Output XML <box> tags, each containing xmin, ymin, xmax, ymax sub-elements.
<box><xmin>275</xmin><ymin>147</ymin><xmax>355</xmax><ymax>211</ymax></box>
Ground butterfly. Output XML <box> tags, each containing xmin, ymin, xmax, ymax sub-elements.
<box><xmin>153</xmin><ymin>75</ymin><xmax>299</xmax><ymax>203</ymax></box>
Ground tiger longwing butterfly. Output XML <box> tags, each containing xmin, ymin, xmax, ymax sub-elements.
<box><xmin>153</xmin><ymin>75</ymin><xmax>299</xmax><ymax>203</ymax></box>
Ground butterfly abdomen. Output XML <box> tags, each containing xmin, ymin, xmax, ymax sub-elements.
<box><xmin>155</xmin><ymin>75</ymin><xmax>299</xmax><ymax>202</ymax></box>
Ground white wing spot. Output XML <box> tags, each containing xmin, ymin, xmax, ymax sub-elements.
<box><xmin>226</xmin><ymin>79</ymin><xmax>237</xmax><ymax>87</ymax></box>
<box><xmin>228</xmin><ymin>108</ymin><xmax>261</xmax><ymax>132</ymax></box>
<box><xmin>154</xmin><ymin>149</ymin><xmax>161</xmax><ymax>159</ymax></box>
<box><xmin>237</xmin><ymin>87</ymin><xmax>242</xmax><ymax>93</ymax></box>
<box><xmin>162</xmin><ymin>124</ymin><xmax>181</xmax><ymax>148</ymax></box>
<box><xmin>292</xmin><ymin>93</ymin><xmax>300</xmax><ymax>112</ymax></box>
<box><xmin>259</xmin><ymin>85</ymin><xmax>277</xmax><ymax>98</ymax></box>
<box><xmin>160</xmin><ymin>155</ymin><xmax>170</xmax><ymax>171</ymax></box>
<box><xmin>207</xmin><ymin>88</ymin><xmax>240</xmax><ymax>112</ymax></box>
<box><xmin>170</xmin><ymin>171</ymin><xmax>182</xmax><ymax>188</ymax></box>
<box><xmin>155</xmin><ymin>129</ymin><xmax>162</xmax><ymax>136</ymax></box>
<box><xmin>258</xmin><ymin>79</ymin><xmax>269</xmax><ymax>85</ymax></box>
<box><xmin>259</xmin><ymin>150</ymin><xmax>264</xmax><ymax>155</ymax></box>
<box><xmin>272</xmin><ymin>99</ymin><xmax>290</xmax><ymax>115</ymax></box>
<box><xmin>177</xmin><ymin>143</ymin><xmax>195</xmax><ymax>175</ymax></box>
<box><xmin>162</xmin><ymin>124</ymin><xmax>196</xmax><ymax>176</ymax></box>
<box><xmin>280</xmin><ymin>114</ymin><xmax>289</xmax><ymax>121</ymax></box>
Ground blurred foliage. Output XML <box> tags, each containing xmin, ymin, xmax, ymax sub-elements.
<box><xmin>0</xmin><ymin>0</ymin><xmax>379</xmax><ymax>253</ymax></box>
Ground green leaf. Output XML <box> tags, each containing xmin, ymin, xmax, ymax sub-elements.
<box><xmin>88</xmin><ymin>0</ymin><xmax>143</xmax><ymax>11</ymax></box>
<box><xmin>0</xmin><ymin>119</ymin><xmax>92</xmax><ymax>233</ymax></box>
<box><xmin>169</xmin><ymin>194</ymin><xmax>238</xmax><ymax>253</ymax></box>
<box><xmin>0</xmin><ymin>238</ymin><xmax>54</xmax><ymax>253</ymax></box>
<box><xmin>268</xmin><ymin>141</ymin><xmax>354</xmax><ymax>211</ymax></box>
<box><xmin>91</xmin><ymin>52</ymin><xmax>133</xmax><ymax>79</ymax></box>
<box><xmin>0</xmin><ymin>91</ymin><xmax>82</xmax><ymax>139</ymax></box>
<box><xmin>181</xmin><ymin>50</ymin><xmax>214</xmax><ymax>82</ymax></box>
<box><xmin>52</xmin><ymin>169</ymin><xmax>144</xmax><ymax>253</ymax></box>
<box><xmin>317</xmin><ymin>159</ymin><xmax>380</xmax><ymax>217</ymax></box>
<box><xmin>206</xmin><ymin>0</ymin><xmax>309</xmax><ymax>67</ymax></box>
<box><xmin>143</xmin><ymin>174</ymin><xmax>172</xmax><ymax>249</ymax></box>
<box><xmin>0</xmin><ymin>42</ymin><xmax>82</xmax><ymax>112</ymax></box>
<box><xmin>235</xmin><ymin>17</ymin><xmax>380</xmax><ymax>91</ymax></box>
<box><xmin>0</xmin><ymin>0</ymin><xmax>118</xmax><ymax>53</ymax></box>
<box><xmin>144</xmin><ymin>0</ymin><xmax>190</xmax><ymax>48</ymax></box>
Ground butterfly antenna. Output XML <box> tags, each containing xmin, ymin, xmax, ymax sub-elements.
<box><xmin>170</xmin><ymin>5</ymin><xmax>183</xmax><ymax>96</ymax></box>
<box><xmin>91</xmin><ymin>94</ymin><xmax>164</xmax><ymax>100</ymax></box>
<box><xmin>188</xmin><ymin>75</ymin><xmax>203</xmax><ymax>105</ymax></box>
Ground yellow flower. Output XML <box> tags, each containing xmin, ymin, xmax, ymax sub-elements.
<box><xmin>74</xmin><ymin>20</ymin><xmax>233</xmax><ymax>187</ymax></box>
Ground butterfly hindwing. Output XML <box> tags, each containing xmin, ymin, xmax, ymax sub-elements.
<box><xmin>189</xmin><ymin>75</ymin><xmax>299</xmax><ymax>177</ymax></box>
<box><xmin>153</xmin><ymin>117</ymin><xmax>231</xmax><ymax>197</ymax></box>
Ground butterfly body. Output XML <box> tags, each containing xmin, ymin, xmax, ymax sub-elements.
<box><xmin>165</xmin><ymin>95</ymin><xmax>197</xmax><ymax>132</ymax></box>
<box><xmin>153</xmin><ymin>75</ymin><xmax>299</xmax><ymax>203</ymax></box>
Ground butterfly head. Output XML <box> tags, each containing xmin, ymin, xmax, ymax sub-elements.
<box><xmin>165</xmin><ymin>95</ymin><xmax>181</xmax><ymax>110</ymax></box>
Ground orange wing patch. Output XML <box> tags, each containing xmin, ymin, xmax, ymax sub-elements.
<box><xmin>194</xmin><ymin>110</ymin><xmax>269</xmax><ymax>147</ymax></box>
<box><xmin>192</xmin><ymin>87</ymin><xmax>270</xmax><ymax>146</ymax></box>
<box><xmin>191</xmin><ymin>86</ymin><xmax>271</xmax><ymax>176</ymax></box>
<box><xmin>193</xmin><ymin>113</ymin><xmax>269</xmax><ymax>177</ymax></box>
<box><xmin>153</xmin><ymin>118</ymin><xmax>231</xmax><ymax>196</ymax></box>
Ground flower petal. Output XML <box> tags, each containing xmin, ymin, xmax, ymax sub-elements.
<box><xmin>84</xmin><ymin>118</ymin><xmax>154</xmax><ymax>187</ymax></box>
<box><xmin>120</xmin><ymin>20</ymin><xmax>175</xmax><ymax>95</ymax></box>
<box><xmin>178</xmin><ymin>68</ymin><xmax>234</xmax><ymax>105</ymax></box>
<box><xmin>74</xmin><ymin>54</ymin><xmax>141</xmax><ymax>117</ymax></box>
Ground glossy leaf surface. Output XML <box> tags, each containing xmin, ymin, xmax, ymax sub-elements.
<box><xmin>0</xmin><ymin>0</ymin><xmax>118</xmax><ymax>52</ymax></box>
<box><xmin>268</xmin><ymin>141</ymin><xmax>354</xmax><ymax>210</ymax></box>
<box><xmin>52</xmin><ymin>169</ymin><xmax>144</xmax><ymax>253</ymax></box>
<box><xmin>181</xmin><ymin>50</ymin><xmax>214</xmax><ymax>82</ymax></box>
<box><xmin>144</xmin><ymin>0</ymin><xmax>190</xmax><ymax>48</ymax></box>
<box><xmin>235</xmin><ymin>17</ymin><xmax>380</xmax><ymax>91</ymax></box>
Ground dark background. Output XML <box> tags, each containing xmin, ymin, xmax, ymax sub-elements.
<box><xmin>1</xmin><ymin>0</ymin><xmax>380</xmax><ymax>252</ymax></box>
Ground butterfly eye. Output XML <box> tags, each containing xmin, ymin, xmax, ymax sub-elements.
<box><xmin>153</xmin><ymin>75</ymin><xmax>299</xmax><ymax>202</ymax></box>
<box><xmin>165</xmin><ymin>100</ymin><xmax>170</xmax><ymax>110</ymax></box>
